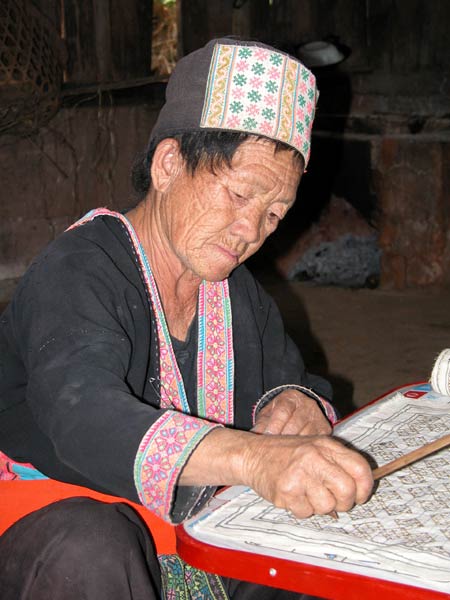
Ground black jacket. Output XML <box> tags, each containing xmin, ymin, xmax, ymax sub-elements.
<box><xmin>0</xmin><ymin>214</ymin><xmax>331</xmax><ymax>520</ymax></box>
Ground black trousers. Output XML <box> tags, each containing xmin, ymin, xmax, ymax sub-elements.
<box><xmin>0</xmin><ymin>497</ymin><xmax>320</xmax><ymax>599</ymax></box>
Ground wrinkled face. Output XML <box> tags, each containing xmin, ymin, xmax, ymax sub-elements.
<box><xmin>161</xmin><ymin>138</ymin><xmax>302</xmax><ymax>282</ymax></box>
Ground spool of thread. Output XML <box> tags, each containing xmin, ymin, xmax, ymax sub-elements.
<box><xmin>430</xmin><ymin>348</ymin><xmax>450</xmax><ymax>395</ymax></box>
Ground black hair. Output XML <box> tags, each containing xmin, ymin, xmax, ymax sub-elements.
<box><xmin>131</xmin><ymin>130</ymin><xmax>304</xmax><ymax>199</ymax></box>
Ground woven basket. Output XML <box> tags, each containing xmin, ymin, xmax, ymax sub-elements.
<box><xmin>0</xmin><ymin>0</ymin><xmax>65</xmax><ymax>135</ymax></box>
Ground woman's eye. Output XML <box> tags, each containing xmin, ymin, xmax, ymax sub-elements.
<box><xmin>231</xmin><ymin>191</ymin><xmax>247</xmax><ymax>203</ymax></box>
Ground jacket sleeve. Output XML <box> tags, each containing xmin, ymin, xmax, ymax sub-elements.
<box><xmin>11</xmin><ymin>233</ymin><xmax>219</xmax><ymax>523</ymax></box>
<box><xmin>230</xmin><ymin>266</ymin><xmax>336</xmax><ymax>426</ymax></box>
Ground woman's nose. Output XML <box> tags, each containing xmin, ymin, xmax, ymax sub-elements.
<box><xmin>230</xmin><ymin>210</ymin><xmax>262</xmax><ymax>244</ymax></box>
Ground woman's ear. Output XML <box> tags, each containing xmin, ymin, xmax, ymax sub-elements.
<box><xmin>150</xmin><ymin>138</ymin><xmax>183</xmax><ymax>192</ymax></box>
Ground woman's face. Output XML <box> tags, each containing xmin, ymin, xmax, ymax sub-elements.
<box><xmin>161</xmin><ymin>138</ymin><xmax>302</xmax><ymax>282</ymax></box>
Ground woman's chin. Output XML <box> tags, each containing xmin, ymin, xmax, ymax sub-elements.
<box><xmin>200</xmin><ymin>264</ymin><xmax>238</xmax><ymax>282</ymax></box>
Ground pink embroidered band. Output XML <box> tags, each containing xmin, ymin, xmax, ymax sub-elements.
<box><xmin>0</xmin><ymin>450</ymin><xmax>47</xmax><ymax>480</ymax></box>
<box><xmin>201</xmin><ymin>43</ymin><xmax>318</xmax><ymax>166</ymax></box>
<box><xmin>68</xmin><ymin>209</ymin><xmax>234</xmax><ymax>521</ymax></box>
<box><xmin>134</xmin><ymin>411</ymin><xmax>220</xmax><ymax>520</ymax></box>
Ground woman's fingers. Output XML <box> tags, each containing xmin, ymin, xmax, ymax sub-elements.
<box><xmin>253</xmin><ymin>391</ymin><xmax>332</xmax><ymax>436</ymax></box>
<box><xmin>280</xmin><ymin>410</ymin><xmax>331</xmax><ymax>436</ymax></box>
<box><xmin>328</xmin><ymin>446</ymin><xmax>374</xmax><ymax>506</ymax></box>
<box><xmin>252</xmin><ymin>399</ymin><xmax>287</xmax><ymax>434</ymax></box>
<box><xmin>245</xmin><ymin>434</ymin><xmax>374</xmax><ymax>518</ymax></box>
<box><xmin>286</xmin><ymin>496</ymin><xmax>315</xmax><ymax>520</ymax></box>
<box><xmin>305</xmin><ymin>440</ymin><xmax>373</xmax><ymax>510</ymax></box>
<box><xmin>304</xmin><ymin>485</ymin><xmax>338</xmax><ymax>516</ymax></box>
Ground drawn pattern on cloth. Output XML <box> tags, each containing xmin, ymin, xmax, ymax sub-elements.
<box><xmin>186</xmin><ymin>387</ymin><xmax>450</xmax><ymax>593</ymax></box>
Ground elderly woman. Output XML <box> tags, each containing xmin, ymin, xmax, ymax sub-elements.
<box><xmin>0</xmin><ymin>38</ymin><xmax>373</xmax><ymax>599</ymax></box>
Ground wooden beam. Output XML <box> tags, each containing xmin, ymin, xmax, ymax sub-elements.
<box><xmin>63</xmin><ymin>0</ymin><xmax>153</xmax><ymax>84</ymax></box>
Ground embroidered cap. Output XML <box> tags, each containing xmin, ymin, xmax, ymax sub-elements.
<box><xmin>148</xmin><ymin>38</ymin><xmax>319</xmax><ymax>167</ymax></box>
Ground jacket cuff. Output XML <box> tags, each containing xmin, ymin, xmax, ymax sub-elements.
<box><xmin>134</xmin><ymin>410</ymin><xmax>222</xmax><ymax>522</ymax></box>
<box><xmin>252</xmin><ymin>384</ymin><xmax>338</xmax><ymax>426</ymax></box>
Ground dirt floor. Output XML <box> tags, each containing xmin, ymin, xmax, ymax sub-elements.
<box><xmin>1</xmin><ymin>280</ymin><xmax>449</xmax><ymax>419</ymax></box>
<box><xmin>263</xmin><ymin>280</ymin><xmax>450</xmax><ymax>417</ymax></box>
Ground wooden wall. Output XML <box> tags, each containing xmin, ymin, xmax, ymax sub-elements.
<box><xmin>0</xmin><ymin>0</ymin><xmax>449</xmax><ymax>294</ymax></box>
<box><xmin>182</xmin><ymin>0</ymin><xmax>449</xmax><ymax>117</ymax></box>
<box><xmin>62</xmin><ymin>0</ymin><xmax>153</xmax><ymax>85</ymax></box>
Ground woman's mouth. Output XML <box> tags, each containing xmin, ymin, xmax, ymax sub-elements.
<box><xmin>216</xmin><ymin>245</ymin><xmax>241</xmax><ymax>264</ymax></box>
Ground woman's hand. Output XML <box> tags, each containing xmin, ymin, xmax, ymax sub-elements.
<box><xmin>242</xmin><ymin>433</ymin><xmax>373</xmax><ymax>518</ymax></box>
<box><xmin>252</xmin><ymin>390</ymin><xmax>332</xmax><ymax>436</ymax></box>
<box><xmin>181</xmin><ymin>428</ymin><xmax>373</xmax><ymax>519</ymax></box>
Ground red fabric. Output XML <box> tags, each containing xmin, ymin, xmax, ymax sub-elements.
<box><xmin>0</xmin><ymin>480</ymin><xmax>176</xmax><ymax>554</ymax></box>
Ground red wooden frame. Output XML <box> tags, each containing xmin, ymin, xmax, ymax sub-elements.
<box><xmin>176</xmin><ymin>523</ymin><xmax>449</xmax><ymax>599</ymax></box>
<box><xmin>176</xmin><ymin>382</ymin><xmax>450</xmax><ymax>599</ymax></box>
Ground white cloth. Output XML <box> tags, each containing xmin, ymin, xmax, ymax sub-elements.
<box><xmin>186</xmin><ymin>386</ymin><xmax>450</xmax><ymax>593</ymax></box>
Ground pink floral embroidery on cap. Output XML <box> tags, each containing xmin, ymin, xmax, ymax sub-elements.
<box><xmin>201</xmin><ymin>43</ymin><xmax>318</xmax><ymax>166</ymax></box>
